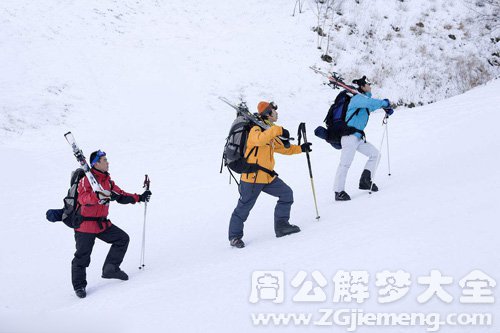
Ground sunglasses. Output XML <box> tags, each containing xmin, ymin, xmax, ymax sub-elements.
<box><xmin>91</xmin><ymin>150</ymin><xmax>106</xmax><ymax>167</ymax></box>
<box><xmin>262</xmin><ymin>102</ymin><xmax>278</xmax><ymax>117</ymax></box>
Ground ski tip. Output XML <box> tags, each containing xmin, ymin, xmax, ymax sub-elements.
<box><xmin>64</xmin><ymin>131</ymin><xmax>72</xmax><ymax>137</ymax></box>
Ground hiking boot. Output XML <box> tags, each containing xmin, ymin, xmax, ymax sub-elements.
<box><xmin>335</xmin><ymin>191</ymin><xmax>351</xmax><ymax>201</ymax></box>
<box><xmin>75</xmin><ymin>287</ymin><xmax>86</xmax><ymax>298</ymax></box>
<box><xmin>275</xmin><ymin>222</ymin><xmax>301</xmax><ymax>238</ymax></box>
<box><xmin>230</xmin><ymin>237</ymin><xmax>245</xmax><ymax>248</ymax></box>
<box><xmin>102</xmin><ymin>264</ymin><xmax>129</xmax><ymax>281</ymax></box>
<box><xmin>359</xmin><ymin>169</ymin><xmax>378</xmax><ymax>192</ymax></box>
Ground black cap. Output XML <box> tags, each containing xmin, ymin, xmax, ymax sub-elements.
<box><xmin>352</xmin><ymin>75</ymin><xmax>371</xmax><ymax>87</ymax></box>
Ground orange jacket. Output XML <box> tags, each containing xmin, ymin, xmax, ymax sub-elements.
<box><xmin>241</xmin><ymin>125</ymin><xmax>302</xmax><ymax>184</ymax></box>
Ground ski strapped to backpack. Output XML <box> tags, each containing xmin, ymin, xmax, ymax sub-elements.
<box><xmin>219</xmin><ymin>97</ymin><xmax>289</xmax><ymax>184</ymax></box>
<box><xmin>45</xmin><ymin>132</ymin><xmax>110</xmax><ymax>229</ymax></box>
<box><xmin>64</xmin><ymin>132</ymin><xmax>104</xmax><ymax>194</ymax></box>
<box><xmin>219</xmin><ymin>97</ymin><xmax>293</xmax><ymax>142</ymax></box>
<box><xmin>309</xmin><ymin>66</ymin><xmax>366</xmax><ymax>96</ymax></box>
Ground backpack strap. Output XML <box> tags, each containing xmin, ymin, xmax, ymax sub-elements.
<box><xmin>220</xmin><ymin>151</ymin><xmax>225</xmax><ymax>174</ymax></box>
<box><xmin>345</xmin><ymin>127</ymin><xmax>366</xmax><ymax>141</ymax></box>
<box><xmin>227</xmin><ymin>167</ymin><xmax>241</xmax><ymax>186</ymax></box>
<box><xmin>345</xmin><ymin>108</ymin><xmax>369</xmax><ymax>141</ymax></box>
<box><xmin>246</xmin><ymin>146</ymin><xmax>258</xmax><ymax>159</ymax></box>
<box><xmin>345</xmin><ymin>108</ymin><xmax>361</xmax><ymax>124</ymax></box>
<box><xmin>80</xmin><ymin>216</ymin><xmax>109</xmax><ymax>230</ymax></box>
<box><xmin>243</xmin><ymin>146</ymin><xmax>278</xmax><ymax>177</ymax></box>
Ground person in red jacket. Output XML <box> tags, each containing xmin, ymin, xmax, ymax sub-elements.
<box><xmin>72</xmin><ymin>150</ymin><xmax>152</xmax><ymax>298</ymax></box>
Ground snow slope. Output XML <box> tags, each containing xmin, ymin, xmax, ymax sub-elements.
<box><xmin>1</xmin><ymin>1</ymin><xmax>499</xmax><ymax>332</ymax></box>
<box><xmin>301</xmin><ymin>0</ymin><xmax>500</xmax><ymax>105</ymax></box>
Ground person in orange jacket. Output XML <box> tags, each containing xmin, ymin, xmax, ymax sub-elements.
<box><xmin>228</xmin><ymin>101</ymin><xmax>312</xmax><ymax>248</ymax></box>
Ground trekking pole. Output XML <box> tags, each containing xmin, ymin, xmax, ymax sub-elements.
<box><xmin>370</xmin><ymin>116</ymin><xmax>389</xmax><ymax>194</ymax></box>
<box><xmin>386</xmin><ymin>117</ymin><xmax>391</xmax><ymax>176</ymax></box>
<box><xmin>139</xmin><ymin>174</ymin><xmax>150</xmax><ymax>269</ymax></box>
<box><xmin>297</xmin><ymin>123</ymin><xmax>320</xmax><ymax>220</ymax></box>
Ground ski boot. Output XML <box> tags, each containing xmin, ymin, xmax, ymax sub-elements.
<box><xmin>275</xmin><ymin>221</ymin><xmax>301</xmax><ymax>238</ymax></box>
<box><xmin>335</xmin><ymin>191</ymin><xmax>351</xmax><ymax>201</ymax></box>
<box><xmin>359</xmin><ymin>169</ymin><xmax>378</xmax><ymax>191</ymax></box>
<box><xmin>230</xmin><ymin>237</ymin><xmax>245</xmax><ymax>248</ymax></box>
<box><xmin>102</xmin><ymin>264</ymin><xmax>129</xmax><ymax>281</ymax></box>
<box><xmin>75</xmin><ymin>287</ymin><xmax>86</xmax><ymax>299</ymax></box>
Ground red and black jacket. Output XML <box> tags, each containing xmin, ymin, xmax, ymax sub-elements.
<box><xmin>76</xmin><ymin>168</ymin><xmax>140</xmax><ymax>234</ymax></box>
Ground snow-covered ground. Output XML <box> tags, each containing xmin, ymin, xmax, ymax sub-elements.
<box><xmin>1</xmin><ymin>1</ymin><xmax>499</xmax><ymax>333</ymax></box>
<box><xmin>302</xmin><ymin>0</ymin><xmax>500</xmax><ymax>105</ymax></box>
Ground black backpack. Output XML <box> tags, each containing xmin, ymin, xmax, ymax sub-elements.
<box><xmin>220</xmin><ymin>115</ymin><xmax>277</xmax><ymax>183</ymax></box>
<box><xmin>46</xmin><ymin>168</ymin><xmax>85</xmax><ymax>228</ymax></box>
<box><xmin>315</xmin><ymin>90</ymin><xmax>367</xmax><ymax>149</ymax></box>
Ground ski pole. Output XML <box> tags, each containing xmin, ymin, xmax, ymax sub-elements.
<box><xmin>139</xmin><ymin>174</ymin><xmax>150</xmax><ymax>270</ymax></box>
<box><xmin>370</xmin><ymin>116</ymin><xmax>389</xmax><ymax>194</ymax></box>
<box><xmin>297</xmin><ymin>123</ymin><xmax>320</xmax><ymax>220</ymax></box>
<box><xmin>385</xmin><ymin>117</ymin><xmax>391</xmax><ymax>176</ymax></box>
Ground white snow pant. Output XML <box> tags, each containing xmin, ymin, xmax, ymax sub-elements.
<box><xmin>333</xmin><ymin>135</ymin><xmax>380</xmax><ymax>192</ymax></box>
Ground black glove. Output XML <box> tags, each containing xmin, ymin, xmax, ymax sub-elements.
<box><xmin>301</xmin><ymin>142</ymin><xmax>312</xmax><ymax>153</ymax></box>
<box><xmin>384</xmin><ymin>108</ymin><xmax>394</xmax><ymax>116</ymax></box>
<box><xmin>110</xmin><ymin>191</ymin><xmax>119</xmax><ymax>201</ymax></box>
<box><xmin>281</xmin><ymin>128</ymin><xmax>290</xmax><ymax>139</ymax></box>
<box><xmin>139</xmin><ymin>190</ymin><xmax>152</xmax><ymax>202</ymax></box>
<box><xmin>97</xmin><ymin>190</ymin><xmax>111</xmax><ymax>205</ymax></box>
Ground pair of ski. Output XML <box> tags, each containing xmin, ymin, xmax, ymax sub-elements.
<box><xmin>310</xmin><ymin>66</ymin><xmax>396</xmax><ymax>112</ymax></box>
<box><xmin>218</xmin><ymin>97</ymin><xmax>293</xmax><ymax>143</ymax></box>
<box><xmin>64</xmin><ymin>132</ymin><xmax>104</xmax><ymax>194</ymax></box>
<box><xmin>309</xmin><ymin>66</ymin><xmax>361</xmax><ymax>95</ymax></box>
<box><xmin>219</xmin><ymin>67</ymin><xmax>365</xmax><ymax>132</ymax></box>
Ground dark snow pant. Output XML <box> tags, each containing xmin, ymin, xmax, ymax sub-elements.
<box><xmin>228</xmin><ymin>177</ymin><xmax>294</xmax><ymax>240</ymax></box>
<box><xmin>71</xmin><ymin>225</ymin><xmax>130</xmax><ymax>290</ymax></box>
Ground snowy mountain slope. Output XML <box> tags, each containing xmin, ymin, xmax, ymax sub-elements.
<box><xmin>0</xmin><ymin>0</ymin><xmax>499</xmax><ymax>332</ymax></box>
<box><xmin>2</xmin><ymin>0</ymin><xmax>498</xmax><ymax>139</ymax></box>
<box><xmin>296</xmin><ymin>0</ymin><xmax>500</xmax><ymax>105</ymax></box>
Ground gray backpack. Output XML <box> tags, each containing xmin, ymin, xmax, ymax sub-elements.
<box><xmin>220</xmin><ymin>116</ymin><xmax>277</xmax><ymax>184</ymax></box>
<box><xmin>46</xmin><ymin>168</ymin><xmax>85</xmax><ymax>228</ymax></box>
<box><xmin>222</xmin><ymin>115</ymin><xmax>252</xmax><ymax>173</ymax></box>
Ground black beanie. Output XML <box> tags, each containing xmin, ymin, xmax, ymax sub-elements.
<box><xmin>352</xmin><ymin>75</ymin><xmax>370</xmax><ymax>87</ymax></box>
